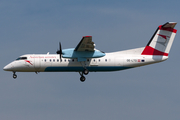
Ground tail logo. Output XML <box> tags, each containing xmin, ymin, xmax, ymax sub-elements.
<box><xmin>157</xmin><ymin>34</ymin><xmax>170</xmax><ymax>46</ymax></box>
<box><xmin>157</xmin><ymin>34</ymin><xmax>169</xmax><ymax>40</ymax></box>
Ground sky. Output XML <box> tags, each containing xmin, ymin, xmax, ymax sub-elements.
<box><xmin>1</xmin><ymin>0</ymin><xmax>180</xmax><ymax>120</ymax></box>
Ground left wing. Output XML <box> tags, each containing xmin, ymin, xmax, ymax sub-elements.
<box><xmin>74</xmin><ymin>36</ymin><xmax>95</xmax><ymax>51</ymax></box>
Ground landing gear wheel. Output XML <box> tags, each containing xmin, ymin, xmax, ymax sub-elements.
<box><xmin>80</xmin><ymin>76</ymin><xmax>86</xmax><ymax>82</ymax></box>
<box><xmin>13</xmin><ymin>74</ymin><xmax>17</xmax><ymax>79</ymax></box>
<box><xmin>83</xmin><ymin>69</ymin><xmax>89</xmax><ymax>75</ymax></box>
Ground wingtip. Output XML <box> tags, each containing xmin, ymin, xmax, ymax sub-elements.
<box><xmin>168</xmin><ymin>22</ymin><xmax>177</xmax><ymax>24</ymax></box>
<box><xmin>162</xmin><ymin>22</ymin><xmax>177</xmax><ymax>28</ymax></box>
<box><xmin>83</xmin><ymin>36</ymin><xmax>92</xmax><ymax>38</ymax></box>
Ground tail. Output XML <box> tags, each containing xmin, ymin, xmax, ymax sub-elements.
<box><xmin>141</xmin><ymin>22</ymin><xmax>177</xmax><ymax>56</ymax></box>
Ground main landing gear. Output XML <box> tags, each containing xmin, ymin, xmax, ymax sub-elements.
<box><xmin>79</xmin><ymin>61</ymin><xmax>90</xmax><ymax>82</ymax></box>
<box><xmin>79</xmin><ymin>69</ymin><xmax>89</xmax><ymax>82</ymax></box>
<box><xmin>13</xmin><ymin>72</ymin><xmax>17</xmax><ymax>79</ymax></box>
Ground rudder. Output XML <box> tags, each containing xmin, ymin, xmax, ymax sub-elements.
<box><xmin>142</xmin><ymin>22</ymin><xmax>177</xmax><ymax>56</ymax></box>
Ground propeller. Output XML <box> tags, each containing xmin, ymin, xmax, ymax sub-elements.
<box><xmin>56</xmin><ymin>42</ymin><xmax>62</xmax><ymax>60</ymax></box>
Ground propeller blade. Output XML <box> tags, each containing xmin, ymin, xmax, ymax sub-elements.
<box><xmin>59</xmin><ymin>42</ymin><xmax>62</xmax><ymax>59</ymax></box>
<box><xmin>56</xmin><ymin>42</ymin><xmax>62</xmax><ymax>61</ymax></box>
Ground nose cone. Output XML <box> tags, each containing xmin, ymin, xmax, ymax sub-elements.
<box><xmin>3</xmin><ymin>63</ymin><xmax>13</xmax><ymax>71</ymax></box>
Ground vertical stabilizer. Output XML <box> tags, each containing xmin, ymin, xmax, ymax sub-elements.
<box><xmin>141</xmin><ymin>22</ymin><xmax>177</xmax><ymax>56</ymax></box>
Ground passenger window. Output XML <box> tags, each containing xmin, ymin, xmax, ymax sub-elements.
<box><xmin>105</xmin><ymin>59</ymin><xmax>107</xmax><ymax>62</ymax></box>
<box><xmin>45</xmin><ymin>59</ymin><xmax>46</xmax><ymax>62</ymax></box>
<box><xmin>99</xmin><ymin>59</ymin><xmax>100</xmax><ymax>62</ymax></box>
<box><xmin>94</xmin><ymin>59</ymin><xmax>95</xmax><ymax>62</ymax></box>
<box><xmin>57</xmin><ymin>59</ymin><xmax>59</xmax><ymax>62</ymax></box>
<box><xmin>64</xmin><ymin>59</ymin><xmax>66</xmax><ymax>62</ymax></box>
<box><xmin>72</xmin><ymin>59</ymin><xmax>74</xmax><ymax>62</ymax></box>
<box><xmin>53</xmin><ymin>59</ymin><xmax>55</xmax><ymax>62</ymax></box>
<box><xmin>50</xmin><ymin>59</ymin><xmax>51</xmax><ymax>62</ymax></box>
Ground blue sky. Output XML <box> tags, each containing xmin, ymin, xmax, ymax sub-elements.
<box><xmin>1</xmin><ymin>0</ymin><xmax>180</xmax><ymax>120</ymax></box>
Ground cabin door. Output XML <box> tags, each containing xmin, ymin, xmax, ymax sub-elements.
<box><xmin>34</xmin><ymin>56</ymin><xmax>41</xmax><ymax>71</ymax></box>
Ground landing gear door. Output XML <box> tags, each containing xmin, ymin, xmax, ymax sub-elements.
<box><xmin>34</xmin><ymin>56</ymin><xmax>41</xmax><ymax>71</ymax></box>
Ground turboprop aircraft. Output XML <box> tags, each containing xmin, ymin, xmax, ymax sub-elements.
<box><xmin>3</xmin><ymin>22</ymin><xmax>177</xmax><ymax>82</ymax></box>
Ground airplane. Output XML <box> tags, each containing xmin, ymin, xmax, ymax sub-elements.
<box><xmin>3</xmin><ymin>22</ymin><xmax>177</xmax><ymax>82</ymax></box>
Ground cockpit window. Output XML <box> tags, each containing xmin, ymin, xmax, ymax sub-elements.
<box><xmin>16</xmin><ymin>57</ymin><xmax>27</xmax><ymax>60</ymax></box>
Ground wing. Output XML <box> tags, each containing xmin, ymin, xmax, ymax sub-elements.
<box><xmin>62</xmin><ymin>36</ymin><xmax>105</xmax><ymax>61</ymax></box>
<box><xmin>74</xmin><ymin>36</ymin><xmax>95</xmax><ymax>51</ymax></box>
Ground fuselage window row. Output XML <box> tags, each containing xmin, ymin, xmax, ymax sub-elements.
<box><xmin>43</xmin><ymin>58</ymin><xmax>108</xmax><ymax>63</ymax></box>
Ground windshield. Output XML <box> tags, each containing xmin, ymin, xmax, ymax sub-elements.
<box><xmin>16</xmin><ymin>57</ymin><xmax>27</xmax><ymax>60</ymax></box>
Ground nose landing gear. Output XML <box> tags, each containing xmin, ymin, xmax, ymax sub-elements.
<box><xmin>13</xmin><ymin>72</ymin><xmax>17</xmax><ymax>79</ymax></box>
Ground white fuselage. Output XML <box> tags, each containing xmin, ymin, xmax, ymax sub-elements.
<box><xmin>3</xmin><ymin>47</ymin><xmax>168</xmax><ymax>73</ymax></box>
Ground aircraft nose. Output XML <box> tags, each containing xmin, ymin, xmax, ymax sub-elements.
<box><xmin>3</xmin><ymin>63</ymin><xmax>13</xmax><ymax>71</ymax></box>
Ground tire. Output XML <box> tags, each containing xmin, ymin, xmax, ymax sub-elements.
<box><xmin>13</xmin><ymin>74</ymin><xmax>17</xmax><ymax>79</ymax></box>
<box><xmin>80</xmin><ymin>76</ymin><xmax>86</xmax><ymax>82</ymax></box>
<box><xmin>83</xmin><ymin>69</ymin><xmax>89</xmax><ymax>75</ymax></box>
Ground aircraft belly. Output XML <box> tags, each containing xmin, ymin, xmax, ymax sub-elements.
<box><xmin>44</xmin><ymin>66</ymin><xmax>132</xmax><ymax>72</ymax></box>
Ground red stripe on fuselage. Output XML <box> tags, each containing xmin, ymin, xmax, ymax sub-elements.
<box><xmin>141</xmin><ymin>46</ymin><xmax>168</xmax><ymax>56</ymax></box>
